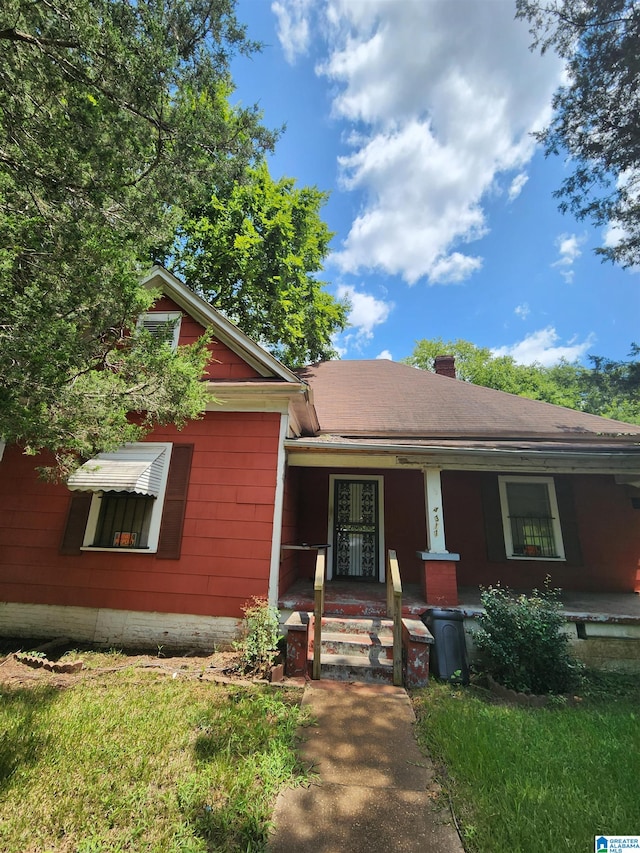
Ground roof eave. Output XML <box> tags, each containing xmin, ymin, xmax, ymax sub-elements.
<box><xmin>141</xmin><ymin>265</ymin><xmax>303</xmax><ymax>384</ymax></box>
<box><xmin>284</xmin><ymin>437</ymin><xmax>640</xmax><ymax>475</ymax></box>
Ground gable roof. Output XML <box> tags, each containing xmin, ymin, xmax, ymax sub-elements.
<box><xmin>141</xmin><ymin>266</ymin><xmax>302</xmax><ymax>384</ymax></box>
<box><xmin>296</xmin><ymin>359</ymin><xmax>640</xmax><ymax>443</ymax></box>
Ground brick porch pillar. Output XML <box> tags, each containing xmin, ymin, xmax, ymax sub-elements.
<box><xmin>416</xmin><ymin>551</ymin><xmax>461</xmax><ymax>607</ymax></box>
<box><xmin>284</xmin><ymin>611</ymin><xmax>309</xmax><ymax>677</ymax></box>
<box><xmin>402</xmin><ymin>618</ymin><xmax>434</xmax><ymax>688</ymax></box>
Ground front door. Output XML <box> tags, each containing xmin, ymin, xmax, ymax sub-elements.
<box><xmin>331</xmin><ymin>477</ymin><xmax>382</xmax><ymax>581</ymax></box>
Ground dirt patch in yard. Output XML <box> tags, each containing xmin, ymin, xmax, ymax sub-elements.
<box><xmin>0</xmin><ymin>638</ymin><xmax>290</xmax><ymax>690</ymax></box>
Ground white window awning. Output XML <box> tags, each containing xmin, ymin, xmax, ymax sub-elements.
<box><xmin>67</xmin><ymin>446</ymin><xmax>168</xmax><ymax>496</ymax></box>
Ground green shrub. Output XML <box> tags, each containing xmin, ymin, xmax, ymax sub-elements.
<box><xmin>474</xmin><ymin>583</ymin><xmax>583</xmax><ymax>695</ymax></box>
<box><xmin>235</xmin><ymin>596</ymin><xmax>283</xmax><ymax>676</ymax></box>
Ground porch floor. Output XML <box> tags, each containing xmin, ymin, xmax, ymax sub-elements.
<box><xmin>278</xmin><ymin>578</ymin><xmax>428</xmax><ymax>618</ymax></box>
<box><xmin>458</xmin><ymin>587</ymin><xmax>640</xmax><ymax>624</ymax></box>
<box><xmin>279</xmin><ymin>579</ymin><xmax>640</xmax><ymax>624</ymax></box>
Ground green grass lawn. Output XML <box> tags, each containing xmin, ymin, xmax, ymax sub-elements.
<box><xmin>413</xmin><ymin>672</ymin><xmax>640</xmax><ymax>853</ymax></box>
<box><xmin>0</xmin><ymin>654</ymin><xmax>307</xmax><ymax>852</ymax></box>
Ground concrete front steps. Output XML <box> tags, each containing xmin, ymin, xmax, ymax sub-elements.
<box><xmin>284</xmin><ymin>610</ymin><xmax>434</xmax><ymax>687</ymax></box>
<box><xmin>309</xmin><ymin>616</ymin><xmax>396</xmax><ymax>684</ymax></box>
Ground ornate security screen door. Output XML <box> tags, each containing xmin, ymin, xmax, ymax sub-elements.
<box><xmin>332</xmin><ymin>479</ymin><xmax>380</xmax><ymax>580</ymax></box>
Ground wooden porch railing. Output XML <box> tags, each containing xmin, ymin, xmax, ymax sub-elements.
<box><xmin>312</xmin><ymin>550</ymin><xmax>325</xmax><ymax>680</ymax></box>
<box><xmin>386</xmin><ymin>549</ymin><xmax>403</xmax><ymax>687</ymax></box>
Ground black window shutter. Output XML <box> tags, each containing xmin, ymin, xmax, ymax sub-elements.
<box><xmin>157</xmin><ymin>443</ymin><xmax>193</xmax><ymax>560</ymax></box>
<box><xmin>60</xmin><ymin>492</ymin><xmax>93</xmax><ymax>555</ymax></box>
<box><xmin>554</xmin><ymin>476</ymin><xmax>583</xmax><ymax>566</ymax></box>
<box><xmin>481</xmin><ymin>473</ymin><xmax>507</xmax><ymax>562</ymax></box>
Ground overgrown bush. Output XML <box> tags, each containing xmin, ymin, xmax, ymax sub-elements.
<box><xmin>235</xmin><ymin>596</ymin><xmax>283</xmax><ymax>676</ymax></box>
<box><xmin>474</xmin><ymin>583</ymin><xmax>583</xmax><ymax>695</ymax></box>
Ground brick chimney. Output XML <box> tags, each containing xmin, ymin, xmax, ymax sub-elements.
<box><xmin>434</xmin><ymin>355</ymin><xmax>456</xmax><ymax>379</ymax></box>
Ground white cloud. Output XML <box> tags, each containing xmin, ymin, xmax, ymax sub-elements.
<box><xmin>337</xmin><ymin>283</ymin><xmax>392</xmax><ymax>338</ymax></box>
<box><xmin>272</xmin><ymin>0</ymin><xmax>313</xmax><ymax>63</ymax></box>
<box><xmin>492</xmin><ymin>327</ymin><xmax>595</xmax><ymax>366</ymax></box>
<box><xmin>429</xmin><ymin>253</ymin><xmax>483</xmax><ymax>285</ymax></box>
<box><xmin>603</xmin><ymin>221</ymin><xmax>627</xmax><ymax>250</ymax></box>
<box><xmin>556</xmin><ymin>234</ymin><xmax>583</xmax><ymax>264</ymax></box>
<box><xmin>552</xmin><ymin>233</ymin><xmax>585</xmax><ymax>283</ymax></box>
<box><xmin>302</xmin><ymin>0</ymin><xmax>564</xmax><ymax>284</ymax></box>
<box><xmin>508</xmin><ymin>172</ymin><xmax>529</xmax><ymax>201</ymax></box>
<box><xmin>376</xmin><ymin>349</ymin><xmax>393</xmax><ymax>360</ymax></box>
<box><xmin>515</xmin><ymin>303</ymin><xmax>530</xmax><ymax>320</ymax></box>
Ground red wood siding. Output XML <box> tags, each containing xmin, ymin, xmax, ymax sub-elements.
<box><xmin>442</xmin><ymin>470</ymin><xmax>640</xmax><ymax>593</ymax></box>
<box><xmin>289</xmin><ymin>467</ymin><xmax>640</xmax><ymax>594</ymax></box>
<box><xmin>150</xmin><ymin>295</ymin><xmax>261</xmax><ymax>380</ymax></box>
<box><xmin>0</xmin><ymin>412</ymin><xmax>281</xmax><ymax>619</ymax></box>
<box><xmin>279</xmin><ymin>467</ymin><xmax>300</xmax><ymax>594</ymax></box>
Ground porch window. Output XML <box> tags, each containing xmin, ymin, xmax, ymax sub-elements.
<box><xmin>498</xmin><ymin>476</ymin><xmax>565</xmax><ymax>560</ymax></box>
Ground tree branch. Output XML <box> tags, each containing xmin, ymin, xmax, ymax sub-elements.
<box><xmin>0</xmin><ymin>27</ymin><xmax>78</xmax><ymax>48</ymax></box>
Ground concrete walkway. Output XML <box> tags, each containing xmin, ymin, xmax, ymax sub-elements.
<box><xmin>268</xmin><ymin>681</ymin><xmax>465</xmax><ymax>853</ymax></box>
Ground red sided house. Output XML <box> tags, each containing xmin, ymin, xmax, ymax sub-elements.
<box><xmin>1</xmin><ymin>267</ymin><xmax>640</xmax><ymax>680</ymax></box>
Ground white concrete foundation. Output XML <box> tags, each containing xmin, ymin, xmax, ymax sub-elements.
<box><xmin>0</xmin><ymin>602</ymin><xmax>240</xmax><ymax>652</ymax></box>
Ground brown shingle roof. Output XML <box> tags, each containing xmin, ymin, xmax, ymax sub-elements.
<box><xmin>296</xmin><ymin>360</ymin><xmax>640</xmax><ymax>441</ymax></box>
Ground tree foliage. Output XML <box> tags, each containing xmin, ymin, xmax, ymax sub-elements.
<box><xmin>404</xmin><ymin>337</ymin><xmax>640</xmax><ymax>424</ymax></box>
<box><xmin>516</xmin><ymin>0</ymin><xmax>640</xmax><ymax>266</ymax></box>
<box><xmin>172</xmin><ymin>161</ymin><xmax>349</xmax><ymax>367</ymax></box>
<box><xmin>583</xmin><ymin>342</ymin><xmax>640</xmax><ymax>424</ymax></box>
<box><xmin>0</xmin><ymin>0</ymin><xmax>277</xmax><ymax>474</ymax></box>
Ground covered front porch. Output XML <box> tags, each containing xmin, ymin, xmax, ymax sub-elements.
<box><xmin>279</xmin><ymin>463</ymin><xmax>458</xmax><ymax>606</ymax></box>
<box><xmin>277</xmin><ymin>453</ymin><xmax>640</xmax><ymax>679</ymax></box>
<box><xmin>280</xmin><ymin>575</ymin><xmax>640</xmax><ymax>679</ymax></box>
<box><xmin>279</xmin><ymin>460</ymin><xmax>640</xmax><ymax>604</ymax></box>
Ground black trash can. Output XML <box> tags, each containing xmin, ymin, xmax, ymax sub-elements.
<box><xmin>423</xmin><ymin>608</ymin><xmax>469</xmax><ymax>684</ymax></box>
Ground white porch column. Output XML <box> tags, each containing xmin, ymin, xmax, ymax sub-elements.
<box><xmin>423</xmin><ymin>467</ymin><xmax>448</xmax><ymax>553</ymax></box>
<box><xmin>268</xmin><ymin>413</ymin><xmax>289</xmax><ymax>608</ymax></box>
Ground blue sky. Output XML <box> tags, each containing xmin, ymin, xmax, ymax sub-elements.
<box><xmin>231</xmin><ymin>0</ymin><xmax>640</xmax><ymax>366</ymax></box>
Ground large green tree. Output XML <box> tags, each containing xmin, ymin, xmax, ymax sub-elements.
<box><xmin>404</xmin><ymin>338</ymin><xmax>640</xmax><ymax>423</ymax></box>
<box><xmin>172</xmin><ymin>161</ymin><xmax>349</xmax><ymax>367</ymax></box>
<box><xmin>516</xmin><ymin>0</ymin><xmax>640</xmax><ymax>267</ymax></box>
<box><xmin>582</xmin><ymin>343</ymin><xmax>640</xmax><ymax>423</ymax></box>
<box><xmin>0</xmin><ymin>0</ymin><xmax>277</xmax><ymax>475</ymax></box>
